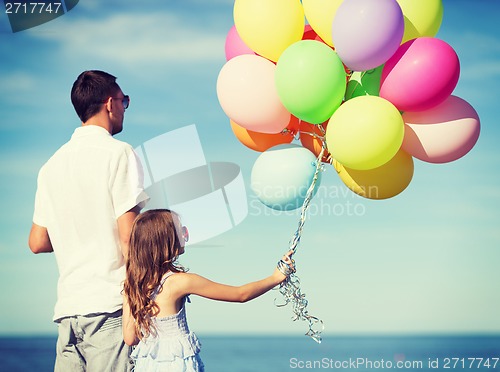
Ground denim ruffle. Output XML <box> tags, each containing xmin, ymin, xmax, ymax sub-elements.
<box><xmin>131</xmin><ymin>331</ymin><xmax>204</xmax><ymax>372</ymax></box>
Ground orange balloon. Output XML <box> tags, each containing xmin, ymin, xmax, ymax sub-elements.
<box><xmin>299</xmin><ymin>121</ymin><xmax>330</xmax><ymax>162</ymax></box>
<box><xmin>231</xmin><ymin>116</ymin><xmax>298</xmax><ymax>152</ymax></box>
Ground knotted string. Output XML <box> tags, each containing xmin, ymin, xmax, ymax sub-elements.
<box><xmin>275</xmin><ymin>141</ymin><xmax>326</xmax><ymax>343</ymax></box>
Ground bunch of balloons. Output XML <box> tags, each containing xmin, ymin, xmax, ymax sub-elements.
<box><xmin>216</xmin><ymin>0</ymin><xmax>480</xmax><ymax>210</ymax></box>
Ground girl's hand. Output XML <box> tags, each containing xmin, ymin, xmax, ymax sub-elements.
<box><xmin>274</xmin><ymin>250</ymin><xmax>295</xmax><ymax>282</ymax></box>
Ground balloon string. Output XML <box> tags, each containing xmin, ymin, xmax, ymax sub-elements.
<box><xmin>275</xmin><ymin>145</ymin><xmax>326</xmax><ymax>343</ymax></box>
<box><xmin>298</xmin><ymin>130</ymin><xmax>323</xmax><ymax>142</ymax></box>
<box><xmin>297</xmin><ymin>127</ymin><xmax>333</xmax><ymax>164</ymax></box>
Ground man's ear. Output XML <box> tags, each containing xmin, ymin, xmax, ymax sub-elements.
<box><xmin>104</xmin><ymin>97</ymin><xmax>113</xmax><ymax>113</ymax></box>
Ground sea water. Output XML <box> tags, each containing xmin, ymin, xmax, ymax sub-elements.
<box><xmin>0</xmin><ymin>335</ymin><xmax>499</xmax><ymax>371</ymax></box>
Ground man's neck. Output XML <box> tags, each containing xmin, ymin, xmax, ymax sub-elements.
<box><xmin>82</xmin><ymin>121</ymin><xmax>112</xmax><ymax>135</ymax></box>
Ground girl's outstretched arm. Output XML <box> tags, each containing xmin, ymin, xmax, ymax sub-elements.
<box><xmin>122</xmin><ymin>294</ymin><xmax>140</xmax><ymax>346</ymax></box>
<box><xmin>173</xmin><ymin>251</ymin><xmax>294</xmax><ymax>303</ymax></box>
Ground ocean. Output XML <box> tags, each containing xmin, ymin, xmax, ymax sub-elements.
<box><xmin>0</xmin><ymin>335</ymin><xmax>499</xmax><ymax>371</ymax></box>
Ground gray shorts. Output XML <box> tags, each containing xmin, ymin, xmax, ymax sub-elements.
<box><xmin>54</xmin><ymin>310</ymin><xmax>133</xmax><ymax>372</ymax></box>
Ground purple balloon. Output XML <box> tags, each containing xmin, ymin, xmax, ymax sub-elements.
<box><xmin>332</xmin><ymin>0</ymin><xmax>404</xmax><ymax>71</ymax></box>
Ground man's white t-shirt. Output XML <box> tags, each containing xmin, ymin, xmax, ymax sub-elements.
<box><xmin>33</xmin><ymin>125</ymin><xmax>149</xmax><ymax>321</ymax></box>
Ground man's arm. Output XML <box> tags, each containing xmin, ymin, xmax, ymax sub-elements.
<box><xmin>28</xmin><ymin>223</ymin><xmax>53</xmax><ymax>254</ymax></box>
<box><xmin>117</xmin><ymin>205</ymin><xmax>141</xmax><ymax>259</ymax></box>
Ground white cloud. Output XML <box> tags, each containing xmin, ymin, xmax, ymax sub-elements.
<box><xmin>460</xmin><ymin>32</ymin><xmax>500</xmax><ymax>53</ymax></box>
<box><xmin>0</xmin><ymin>71</ymin><xmax>58</xmax><ymax>109</ymax></box>
<box><xmin>461</xmin><ymin>61</ymin><xmax>500</xmax><ymax>80</ymax></box>
<box><xmin>0</xmin><ymin>149</ymin><xmax>47</xmax><ymax>177</ymax></box>
<box><xmin>69</xmin><ymin>0</ymin><xmax>100</xmax><ymax>12</ymax></box>
<box><xmin>0</xmin><ymin>71</ymin><xmax>37</xmax><ymax>94</ymax></box>
<box><xmin>30</xmin><ymin>12</ymin><xmax>227</xmax><ymax>67</ymax></box>
<box><xmin>189</xmin><ymin>0</ymin><xmax>234</xmax><ymax>4</ymax></box>
<box><xmin>444</xmin><ymin>32</ymin><xmax>500</xmax><ymax>83</ymax></box>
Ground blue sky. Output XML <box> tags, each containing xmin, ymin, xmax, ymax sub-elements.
<box><xmin>0</xmin><ymin>0</ymin><xmax>499</xmax><ymax>338</ymax></box>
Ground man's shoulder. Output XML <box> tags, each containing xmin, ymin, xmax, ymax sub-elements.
<box><xmin>41</xmin><ymin>134</ymin><xmax>134</xmax><ymax>170</ymax></box>
<box><xmin>38</xmin><ymin>139</ymin><xmax>72</xmax><ymax>170</ymax></box>
<box><xmin>102</xmin><ymin>135</ymin><xmax>134</xmax><ymax>152</ymax></box>
<box><xmin>74</xmin><ymin>129</ymin><xmax>135</xmax><ymax>155</ymax></box>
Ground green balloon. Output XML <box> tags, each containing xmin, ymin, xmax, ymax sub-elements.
<box><xmin>275</xmin><ymin>40</ymin><xmax>346</xmax><ymax>124</ymax></box>
<box><xmin>345</xmin><ymin>65</ymin><xmax>383</xmax><ymax>101</ymax></box>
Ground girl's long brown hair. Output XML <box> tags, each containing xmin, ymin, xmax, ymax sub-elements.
<box><xmin>123</xmin><ymin>209</ymin><xmax>186</xmax><ymax>339</ymax></box>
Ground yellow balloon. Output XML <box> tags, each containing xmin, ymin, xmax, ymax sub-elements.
<box><xmin>333</xmin><ymin>149</ymin><xmax>414</xmax><ymax>200</ymax></box>
<box><xmin>396</xmin><ymin>0</ymin><xmax>443</xmax><ymax>43</ymax></box>
<box><xmin>302</xmin><ymin>0</ymin><xmax>344</xmax><ymax>47</ymax></box>
<box><xmin>234</xmin><ymin>0</ymin><xmax>304</xmax><ymax>62</ymax></box>
<box><xmin>326</xmin><ymin>96</ymin><xmax>404</xmax><ymax>170</ymax></box>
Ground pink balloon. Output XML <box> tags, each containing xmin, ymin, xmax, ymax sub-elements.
<box><xmin>225</xmin><ymin>25</ymin><xmax>255</xmax><ymax>61</ymax></box>
<box><xmin>402</xmin><ymin>95</ymin><xmax>480</xmax><ymax>163</ymax></box>
<box><xmin>331</xmin><ymin>0</ymin><xmax>404</xmax><ymax>71</ymax></box>
<box><xmin>380</xmin><ymin>37</ymin><xmax>460</xmax><ymax>112</ymax></box>
<box><xmin>216</xmin><ymin>54</ymin><xmax>291</xmax><ymax>134</ymax></box>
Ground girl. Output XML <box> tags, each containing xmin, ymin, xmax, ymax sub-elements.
<box><xmin>122</xmin><ymin>209</ymin><xmax>295</xmax><ymax>371</ymax></box>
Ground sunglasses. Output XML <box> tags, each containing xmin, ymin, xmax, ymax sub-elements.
<box><xmin>104</xmin><ymin>95</ymin><xmax>130</xmax><ymax>110</ymax></box>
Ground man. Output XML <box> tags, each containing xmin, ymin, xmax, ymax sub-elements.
<box><xmin>29</xmin><ymin>70</ymin><xmax>149</xmax><ymax>371</ymax></box>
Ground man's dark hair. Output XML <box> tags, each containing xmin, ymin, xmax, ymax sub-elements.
<box><xmin>71</xmin><ymin>70</ymin><xmax>120</xmax><ymax>123</ymax></box>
